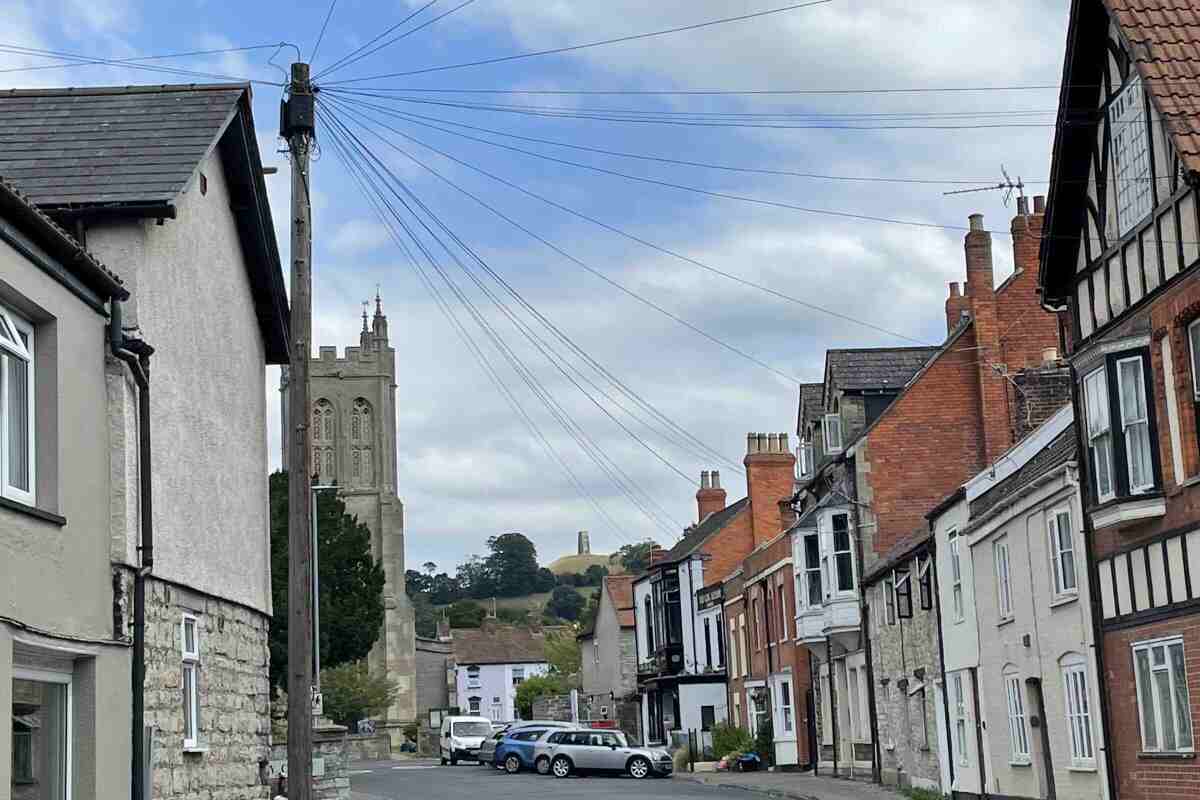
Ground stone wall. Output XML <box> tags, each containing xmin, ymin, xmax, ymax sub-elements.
<box><xmin>269</xmin><ymin>723</ymin><xmax>350</xmax><ymax>800</ymax></box>
<box><xmin>343</xmin><ymin>733</ymin><xmax>393</xmax><ymax>762</ymax></box>
<box><xmin>532</xmin><ymin>692</ymin><xmax>574</xmax><ymax>722</ymax></box>
<box><xmin>139</xmin><ymin>577</ymin><xmax>271</xmax><ymax>800</ymax></box>
<box><xmin>1011</xmin><ymin>364</ymin><xmax>1071</xmax><ymax>441</ymax></box>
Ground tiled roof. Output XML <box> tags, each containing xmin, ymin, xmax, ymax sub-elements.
<box><xmin>0</xmin><ymin>84</ymin><xmax>244</xmax><ymax>207</ymax></box>
<box><xmin>970</xmin><ymin>424</ymin><xmax>1078</xmax><ymax>519</ymax></box>
<box><xmin>1108</xmin><ymin>0</ymin><xmax>1200</xmax><ymax>173</ymax></box>
<box><xmin>605</xmin><ymin>575</ymin><xmax>636</xmax><ymax>628</ymax></box>
<box><xmin>796</xmin><ymin>382</ymin><xmax>825</xmax><ymax>433</ymax></box>
<box><xmin>451</xmin><ymin>623</ymin><xmax>571</xmax><ymax>665</ymax></box>
<box><xmin>826</xmin><ymin>347</ymin><xmax>939</xmax><ymax>394</ymax></box>
<box><xmin>661</xmin><ymin>496</ymin><xmax>750</xmax><ymax>564</ymax></box>
<box><xmin>862</xmin><ymin>527</ymin><xmax>932</xmax><ymax>585</ymax></box>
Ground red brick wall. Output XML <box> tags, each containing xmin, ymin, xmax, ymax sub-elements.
<box><xmin>998</xmin><ymin>207</ymin><xmax>1062</xmax><ymax>372</ymax></box>
<box><xmin>1101</xmin><ymin>616</ymin><xmax>1200</xmax><ymax>800</ymax></box>
<box><xmin>701</xmin><ymin>509</ymin><xmax>753</xmax><ymax>589</ymax></box>
<box><xmin>745</xmin><ymin>451</ymin><xmax>796</xmax><ymax>548</ymax></box>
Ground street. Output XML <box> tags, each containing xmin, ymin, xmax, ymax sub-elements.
<box><xmin>349</xmin><ymin>760</ymin><xmax>722</xmax><ymax>800</ymax></box>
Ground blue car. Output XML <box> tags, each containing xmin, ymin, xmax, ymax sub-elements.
<box><xmin>495</xmin><ymin>728</ymin><xmax>554</xmax><ymax>774</ymax></box>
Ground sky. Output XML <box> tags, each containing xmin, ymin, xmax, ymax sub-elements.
<box><xmin>2</xmin><ymin>0</ymin><xmax>1071</xmax><ymax>572</ymax></box>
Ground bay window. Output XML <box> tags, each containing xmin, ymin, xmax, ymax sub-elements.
<box><xmin>1084</xmin><ymin>367</ymin><xmax>1116</xmax><ymax>502</ymax></box>
<box><xmin>0</xmin><ymin>303</ymin><xmax>34</xmax><ymax>505</ymax></box>
<box><xmin>803</xmin><ymin>532</ymin><xmax>822</xmax><ymax>607</ymax></box>
<box><xmin>1133</xmin><ymin>637</ymin><xmax>1194</xmax><ymax>753</ymax></box>
<box><xmin>1082</xmin><ymin>350</ymin><xmax>1160</xmax><ymax>504</ymax></box>
<box><xmin>831</xmin><ymin>513</ymin><xmax>854</xmax><ymax>593</ymax></box>
<box><xmin>1117</xmin><ymin>356</ymin><xmax>1154</xmax><ymax>492</ymax></box>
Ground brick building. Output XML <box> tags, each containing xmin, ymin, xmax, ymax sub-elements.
<box><xmin>1038</xmin><ymin>3</ymin><xmax>1200</xmax><ymax>799</ymax></box>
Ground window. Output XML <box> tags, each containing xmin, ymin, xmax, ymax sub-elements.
<box><xmin>953</xmin><ymin>673</ymin><xmax>969</xmax><ymax>766</ymax></box>
<box><xmin>1110</xmin><ymin>76</ymin><xmax>1154</xmax><ymax>236</ymax></box>
<box><xmin>1133</xmin><ymin>637</ymin><xmax>1194</xmax><ymax>753</ymax></box>
<box><xmin>779</xmin><ymin>680</ymin><xmax>794</xmax><ymax>734</ymax></box>
<box><xmin>824</xmin><ymin>413</ymin><xmax>843</xmax><ymax>453</ymax></box>
<box><xmin>847</xmin><ymin>665</ymin><xmax>861</xmax><ymax>740</ymax></box>
<box><xmin>884</xmin><ymin>579</ymin><xmax>896</xmax><ymax>625</ymax></box>
<box><xmin>512</xmin><ymin>666</ymin><xmax>525</xmax><ymax>686</ymax></box>
<box><xmin>701</xmin><ymin>705</ymin><xmax>716</xmax><ymax>731</ymax></box>
<box><xmin>468</xmin><ymin>696</ymin><xmax>481</xmax><ymax>714</ymax></box>
<box><xmin>1188</xmin><ymin>319</ymin><xmax>1200</xmax><ymax>403</ymax></box>
<box><xmin>753</xmin><ymin>596</ymin><xmax>763</xmax><ymax>651</ymax></box>
<box><xmin>1005</xmin><ymin>672</ymin><xmax>1030</xmax><ymax>762</ymax></box>
<box><xmin>948</xmin><ymin>529</ymin><xmax>964</xmax><ymax>621</ymax></box>
<box><xmin>776</xmin><ymin>578</ymin><xmax>789</xmax><ymax>641</ymax></box>
<box><xmin>466</xmin><ymin>665</ymin><xmax>481</xmax><ymax>690</ymax></box>
<box><xmin>1117</xmin><ymin>356</ymin><xmax>1154</xmax><ymax>492</ymax></box>
<box><xmin>728</xmin><ymin>620</ymin><xmax>739</xmax><ymax>679</ymax></box>
<box><xmin>593</xmin><ymin>640</ymin><xmax>600</xmax><ymax>666</ymax></box>
<box><xmin>739</xmin><ymin>615</ymin><xmax>749</xmax><ymax>678</ymax></box>
<box><xmin>703</xmin><ymin>618</ymin><xmax>713</xmax><ymax>668</ymax></box>
<box><xmin>749</xmin><ymin>691</ymin><xmax>769</xmax><ymax>737</ymax></box>
<box><xmin>491</xmin><ymin>697</ymin><xmax>503</xmax><ymax>722</ymax></box>
<box><xmin>732</xmin><ymin>692</ymin><xmax>741</xmax><ymax>728</ymax></box>
<box><xmin>895</xmin><ymin>569</ymin><xmax>913</xmax><ymax>619</ymax></box>
<box><xmin>644</xmin><ymin>596</ymin><xmax>655</xmax><ymax>653</ymax></box>
<box><xmin>182</xmin><ymin>613</ymin><xmax>201</xmax><ymax>748</ymax></box>
<box><xmin>12</xmin><ymin>672</ymin><xmax>70</xmax><ymax>797</ymax></box>
<box><xmin>0</xmin><ymin>303</ymin><xmax>34</xmax><ymax>505</ymax></box>
<box><xmin>832</xmin><ymin>514</ymin><xmax>854</xmax><ymax>592</ymax></box>
<box><xmin>911</xmin><ymin>687</ymin><xmax>930</xmax><ymax>749</ymax></box>
<box><xmin>803</xmin><ymin>532</ymin><xmax>822</xmax><ymax>607</ymax></box>
<box><xmin>1048</xmin><ymin>509</ymin><xmax>1077</xmax><ymax>596</ymax></box>
<box><xmin>716</xmin><ymin>612</ymin><xmax>725</xmax><ymax>666</ymax></box>
<box><xmin>918</xmin><ymin>557</ymin><xmax>933</xmax><ymax>611</ymax></box>
<box><xmin>796</xmin><ymin>441</ymin><xmax>814</xmax><ymax>479</ymax></box>
<box><xmin>1084</xmin><ymin>367</ymin><xmax>1116</xmax><ymax>502</ymax></box>
<box><xmin>1062</xmin><ymin>657</ymin><xmax>1095</xmax><ymax>766</ymax></box>
<box><xmin>995</xmin><ymin>538</ymin><xmax>1013</xmax><ymax>620</ymax></box>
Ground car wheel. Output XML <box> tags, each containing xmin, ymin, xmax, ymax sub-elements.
<box><xmin>627</xmin><ymin>756</ymin><xmax>651</xmax><ymax>779</ymax></box>
<box><xmin>551</xmin><ymin>756</ymin><xmax>572</xmax><ymax>778</ymax></box>
<box><xmin>535</xmin><ymin>757</ymin><xmax>551</xmax><ymax>776</ymax></box>
<box><xmin>504</xmin><ymin>755</ymin><xmax>521</xmax><ymax>774</ymax></box>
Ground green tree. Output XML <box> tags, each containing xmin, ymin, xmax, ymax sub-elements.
<box><xmin>514</xmin><ymin>674</ymin><xmax>565</xmax><ymax>720</ymax></box>
<box><xmin>411</xmin><ymin>593</ymin><xmax>438</xmax><ymax>639</ymax></box>
<box><xmin>485</xmin><ymin>532</ymin><xmax>540</xmax><ymax>598</ymax></box>
<box><xmin>269</xmin><ymin>471</ymin><xmax>385</xmax><ymax>690</ymax></box>
<box><xmin>447</xmin><ymin>600</ymin><xmax>486</xmax><ymax>628</ymax></box>
<box><xmin>617</xmin><ymin>540</ymin><xmax>658</xmax><ymax>573</ymax></box>
<box><xmin>320</xmin><ymin>661</ymin><xmax>399</xmax><ymax>729</ymax></box>
<box><xmin>534</xmin><ymin>567</ymin><xmax>557</xmax><ymax>592</ymax></box>
<box><xmin>546</xmin><ymin>586</ymin><xmax>585</xmax><ymax>621</ymax></box>
<box><xmin>545</xmin><ymin>631</ymin><xmax>582</xmax><ymax>678</ymax></box>
<box><xmin>577</xmin><ymin>592</ymin><xmax>600</xmax><ymax>630</ymax></box>
<box><xmin>457</xmin><ymin>555</ymin><xmax>495</xmax><ymax>599</ymax></box>
<box><xmin>583</xmin><ymin>564</ymin><xmax>609</xmax><ymax>586</ymax></box>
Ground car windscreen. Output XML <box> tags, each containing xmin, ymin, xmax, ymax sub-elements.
<box><xmin>452</xmin><ymin>721</ymin><xmax>493</xmax><ymax>737</ymax></box>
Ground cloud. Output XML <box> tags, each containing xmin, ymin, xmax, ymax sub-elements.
<box><xmin>331</xmin><ymin>218</ymin><xmax>391</xmax><ymax>255</ymax></box>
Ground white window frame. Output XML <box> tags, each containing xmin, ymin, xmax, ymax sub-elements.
<box><xmin>777</xmin><ymin>677</ymin><xmax>795</xmax><ymax>736</ymax></box>
<box><xmin>1109</xmin><ymin>75</ymin><xmax>1154</xmax><ymax>236</ymax></box>
<box><xmin>796</xmin><ymin>441</ymin><xmax>814</xmax><ymax>479</ymax></box>
<box><xmin>1188</xmin><ymin>318</ymin><xmax>1200</xmax><ymax>401</ymax></box>
<box><xmin>857</xmin><ymin>667</ymin><xmax>870</xmax><ymax>743</ymax></box>
<box><xmin>830</xmin><ymin>513</ymin><xmax>855</xmax><ymax>594</ymax></box>
<box><xmin>1116</xmin><ymin>355</ymin><xmax>1154</xmax><ymax>493</ymax></box>
<box><xmin>994</xmin><ymin>538</ymin><xmax>1013</xmax><ymax>621</ymax></box>
<box><xmin>728</xmin><ymin>619</ymin><xmax>739</xmax><ymax>679</ymax></box>
<box><xmin>802</xmin><ymin>531</ymin><xmax>822</xmax><ymax>608</ymax></box>
<box><xmin>0</xmin><ymin>302</ymin><xmax>35</xmax><ymax>506</ymax></box>
<box><xmin>948</xmin><ymin>529</ymin><xmax>964</xmax><ymax>622</ymax></box>
<box><xmin>732</xmin><ymin>691</ymin><xmax>741</xmax><ymax>728</ymax></box>
<box><xmin>824</xmin><ymin>413</ymin><xmax>843</xmax><ymax>453</ymax></box>
<box><xmin>846</xmin><ymin>665</ymin><xmax>861</xmax><ymax>740</ymax></box>
<box><xmin>1061</xmin><ymin>656</ymin><xmax>1096</xmax><ymax>767</ymax></box>
<box><xmin>1132</xmin><ymin>636</ymin><xmax>1195</xmax><ymax>753</ymax></box>
<box><xmin>776</xmin><ymin>576</ymin><xmax>789</xmax><ymax>643</ymax></box>
<box><xmin>466</xmin><ymin>665</ymin><xmax>481</xmax><ymax>690</ymax></box>
<box><xmin>468</xmin><ymin>696</ymin><xmax>481</xmax><ymax>715</ymax></box>
<box><xmin>1048</xmin><ymin>507</ymin><xmax>1077</xmax><ymax>598</ymax></box>
<box><xmin>953</xmin><ymin>673</ymin><xmax>969</xmax><ymax>766</ymax></box>
<box><xmin>13</xmin><ymin>666</ymin><xmax>73</xmax><ymax>800</ymax></box>
<box><xmin>884</xmin><ymin>578</ymin><xmax>896</xmax><ymax>625</ymax></box>
<box><xmin>181</xmin><ymin>613</ymin><xmax>201</xmax><ymax>749</ymax></box>
<box><xmin>1084</xmin><ymin>367</ymin><xmax>1116</xmax><ymax>503</ymax></box>
<box><xmin>511</xmin><ymin>666</ymin><xmax>525</xmax><ymax>686</ymax></box>
<box><xmin>1005</xmin><ymin>672</ymin><xmax>1031</xmax><ymax>764</ymax></box>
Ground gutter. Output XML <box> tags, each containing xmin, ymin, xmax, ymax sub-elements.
<box><xmin>111</xmin><ymin>299</ymin><xmax>155</xmax><ymax>800</ymax></box>
<box><xmin>931</xmin><ymin>542</ymin><xmax>955</xmax><ymax>792</ymax></box>
<box><xmin>47</xmin><ymin>201</ymin><xmax>177</xmax><ymax>224</ymax></box>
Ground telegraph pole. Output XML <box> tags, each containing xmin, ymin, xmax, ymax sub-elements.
<box><xmin>283</xmin><ymin>60</ymin><xmax>316</xmax><ymax>800</ymax></box>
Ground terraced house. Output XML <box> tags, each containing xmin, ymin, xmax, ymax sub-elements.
<box><xmin>1038</xmin><ymin>2</ymin><xmax>1200</xmax><ymax>798</ymax></box>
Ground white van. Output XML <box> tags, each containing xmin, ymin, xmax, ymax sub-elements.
<box><xmin>439</xmin><ymin>715</ymin><xmax>494</xmax><ymax>765</ymax></box>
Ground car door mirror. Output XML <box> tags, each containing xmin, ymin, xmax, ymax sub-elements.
<box><xmin>609</xmin><ymin>744</ymin><xmax>618</xmax><ymax>750</ymax></box>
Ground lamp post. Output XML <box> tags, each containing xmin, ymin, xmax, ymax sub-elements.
<box><xmin>310</xmin><ymin>480</ymin><xmax>338</xmax><ymax>703</ymax></box>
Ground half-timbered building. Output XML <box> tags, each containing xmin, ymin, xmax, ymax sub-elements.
<box><xmin>1038</xmin><ymin>3</ymin><xmax>1200</xmax><ymax>799</ymax></box>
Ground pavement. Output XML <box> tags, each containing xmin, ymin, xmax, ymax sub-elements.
<box><xmin>349</xmin><ymin>759</ymin><xmax>903</xmax><ymax>800</ymax></box>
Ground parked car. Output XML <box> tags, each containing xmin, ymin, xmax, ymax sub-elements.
<box><xmin>438</xmin><ymin>715</ymin><xmax>493</xmax><ymax>766</ymax></box>
<box><xmin>534</xmin><ymin>729</ymin><xmax>673</xmax><ymax>779</ymax></box>
<box><xmin>479</xmin><ymin>720</ymin><xmax>572</xmax><ymax>767</ymax></box>
<box><xmin>494</xmin><ymin>727</ymin><xmax>560</xmax><ymax>774</ymax></box>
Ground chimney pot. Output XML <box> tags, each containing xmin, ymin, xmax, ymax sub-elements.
<box><xmin>1042</xmin><ymin>347</ymin><xmax>1059</xmax><ymax>364</ymax></box>
<box><xmin>1033</xmin><ymin>195</ymin><xmax>1046</xmax><ymax>213</ymax></box>
<box><xmin>949</xmin><ymin>281</ymin><xmax>960</xmax><ymax>298</ymax></box>
<box><xmin>712</xmin><ymin>470</ymin><xmax>721</xmax><ymax>488</ymax></box>
<box><xmin>757</xmin><ymin>433</ymin><xmax>769</xmax><ymax>453</ymax></box>
<box><xmin>1017</xmin><ymin>196</ymin><xmax>1029</xmax><ymax>216</ymax></box>
<box><xmin>969</xmin><ymin>213</ymin><xmax>984</xmax><ymax>231</ymax></box>
<box><xmin>747</xmin><ymin>433</ymin><xmax>758</xmax><ymax>455</ymax></box>
<box><xmin>767</xmin><ymin>433</ymin><xmax>779</xmax><ymax>453</ymax></box>
<box><xmin>700</xmin><ymin>470</ymin><xmax>710</xmax><ymax>489</ymax></box>
<box><xmin>779</xmin><ymin>432</ymin><xmax>790</xmax><ymax>452</ymax></box>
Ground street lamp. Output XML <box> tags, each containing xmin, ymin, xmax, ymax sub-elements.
<box><xmin>310</xmin><ymin>476</ymin><xmax>338</xmax><ymax>707</ymax></box>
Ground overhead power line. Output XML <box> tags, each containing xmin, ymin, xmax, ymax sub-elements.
<box><xmin>0</xmin><ymin>41</ymin><xmax>278</xmax><ymax>84</ymax></box>
<box><xmin>314</xmin><ymin>0</ymin><xmax>441</xmax><ymax>77</ymax></box>
<box><xmin>322</xmin><ymin>0</ymin><xmax>835</xmax><ymax>84</ymax></box>
<box><xmin>310</xmin><ymin>0</ymin><xmax>340</xmax><ymax>64</ymax></box>
<box><xmin>315</xmin><ymin>0</ymin><xmax>479</xmax><ymax>80</ymax></box>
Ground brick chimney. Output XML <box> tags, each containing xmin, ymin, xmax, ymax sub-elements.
<box><xmin>744</xmin><ymin>432</ymin><xmax>797</xmax><ymax>547</ymax></box>
<box><xmin>961</xmin><ymin>213</ymin><xmax>1008</xmax><ymax>463</ymax></box>
<box><xmin>945</xmin><ymin>281</ymin><xmax>970</xmax><ymax>334</ymax></box>
<box><xmin>696</xmin><ymin>470</ymin><xmax>727</xmax><ymax>521</ymax></box>
<box><xmin>649</xmin><ymin>544</ymin><xmax>668</xmax><ymax>566</ymax></box>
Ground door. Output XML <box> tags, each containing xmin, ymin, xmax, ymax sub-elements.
<box><xmin>806</xmin><ymin>688</ymin><xmax>818</xmax><ymax>770</ymax></box>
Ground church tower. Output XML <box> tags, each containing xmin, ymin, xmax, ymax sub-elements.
<box><xmin>280</xmin><ymin>293</ymin><xmax>416</xmax><ymax>741</ymax></box>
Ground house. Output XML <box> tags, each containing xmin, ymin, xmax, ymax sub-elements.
<box><xmin>791</xmin><ymin>347</ymin><xmax>936</xmax><ymax>776</ymax></box>
<box><xmin>449</xmin><ymin>621</ymin><xmax>559</xmax><ymax>722</ymax></box>
<box><xmin>578</xmin><ymin>575</ymin><xmax>639</xmax><ymax>737</ymax></box>
<box><xmin>0</xmin><ymin>83</ymin><xmax>289</xmax><ymax>799</ymax></box>
<box><xmin>0</xmin><ymin>178</ymin><xmax>131</xmax><ymax>799</ymax></box>
<box><xmin>1037</xmin><ymin>2</ymin><xmax>1200</xmax><ymax>797</ymax></box>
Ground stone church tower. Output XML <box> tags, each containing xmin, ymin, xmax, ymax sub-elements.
<box><xmin>280</xmin><ymin>294</ymin><xmax>416</xmax><ymax>740</ymax></box>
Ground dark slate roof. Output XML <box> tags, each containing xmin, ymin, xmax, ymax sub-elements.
<box><xmin>970</xmin><ymin>423</ymin><xmax>1078</xmax><ymax>519</ymax></box>
<box><xmin>452</xmin><ymin>623</ymin><xmax>571</xmax><ymax>665</ymax></box>
<box><xmin>0</xmin><ymin>85</ymin><xmax>243</xmax><ymax>207</ymax></box>
<box><xmin>863</xmin><ymin>527</ymin><xmax>932</xmax><ymax>585</ymax></box>
<box><xmin>825</xmin><ymin>347</ymin><xmax>939</xmax><ymax>394</ymax></box>
<box><xmin>662</xmin><ymin>496</ymin><xmax>750</xmax><ymax>564</ymax></box>
<box><xmin>796</xmin><ymin>382</ymin><xmax>824</xmax><ymax>434</ymax></box>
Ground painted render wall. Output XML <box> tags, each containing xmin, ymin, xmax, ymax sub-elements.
<box><xmin>581</xmin><ymin>586</ymin><xmax>636</xmax><ymax>699</ymax></box>
<box><xmin>455</xmin><ymin>662</ymin><xmax>549</xmax><ymax>722</ymax></box>
<box><xmin>90</xmin><ymin>148</ymin><xmax>272</xmax><ymax>615</ymax></box>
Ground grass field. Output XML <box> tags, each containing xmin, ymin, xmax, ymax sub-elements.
<box><xmin>434</xmin><ymin>585</ymin><xmax>599</xmax><ymax>613</ymax></box>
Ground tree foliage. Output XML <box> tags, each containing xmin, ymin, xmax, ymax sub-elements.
<box><xmin>447</xmin><ymin>600</ymin><xmax>486</xmax><ymax>628</ymax></box>
<box><xmin>617</xmin><ymin>540</ymin><xmax>658</xmax><ymax>573</ymax></box>
<box><xmin>544</xmin><ymin>631</ymin><xmax>581</xmax><ymax>678</ymax></box>
<box><xmin>269</xmin><ymin>471</ymin><xmax>385</xmax><ymax>690</ymax></box>
<box><xmin>486</xmin><ymin>532</ymin><xmax>541</xmax><ymax>598</ymax></box>
<box><xmin>320</xmin><ymin>661</ymin><xmax>399</xmax><ymax>729</ymax></box>
<box><xmin>711</xmin><ymin>722</ymin><xmax>755</xmax><ymax>760</ymax></box>
<box><xmin>514</xmin><ymin>674</ymin><xmax>566</xmax><ymax>720</ymax></box>
<box><xmin>546</xmin><ymin>585</ymin><xmax>585</xmax><ymax>621</ymax></box>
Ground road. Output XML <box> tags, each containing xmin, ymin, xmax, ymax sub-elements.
<box><xmin>349</xmin><ymin>760</ymin><xmax>728</xmax><ymax>800</ymax></box>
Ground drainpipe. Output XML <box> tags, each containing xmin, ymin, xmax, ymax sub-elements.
<box><xmin>931</xmin><ymin>544</ymin><xmax>955</xmax><ymax>792</ymax></box>
<box><xmin>827</xmin><ymin>636</ymin><xmax>838</xmax><ymax>778</ymax></box>
<box><xmin>111</xmin><ymin>300</ymin><xmax>154</xmax><ymax>800</ymax></box>
<box><xmin>848</xmin><ymin>454</ymin><xmax>879</xmax><ymax>781</ymax></box>
<box><xmin>969</xmin><ymin>667</ymin><xmax>988</xmax><ymax>800</ymax></box>
<box><xmin>1066</xmin><ymin>349</ymin><xmax>1119</xmax><ymax>800</ymax></box>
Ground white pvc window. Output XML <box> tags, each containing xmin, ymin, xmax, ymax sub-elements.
<box><xmin>802</xmin><ymin>532</ymin><xmax>822</xmax><ymax>607</ymax></box>
<box><xmin>1005</xmin><ymin>672</ymin><xmax>1030</xmax><ymax>763</ymax></box>
<box><xmin>0</xmin><ymin>303</ymin><xmax>34</xmax><ymax>506</ymax></box>
<box><xmin>1188</xmin><ymin>319</ymin><xmax>1200</xmax><ymax>401</ymax></box>
<box><xmin>995</xmin><ymin>538</ymin><xmax>1013</xmax><ymax>620</ymax></box>
<box><xmin>948</xmin><ymin>529</ymin><xmax>963</xmax><ymax>621</ymax></box>
<box><xmin>181</xmin><ymin>614</ymin><xmax>201</xmax><ymax>748</ymax></box>
<box><xmin>824</xmin><ymin>413</ymin><xmax>843</xmax><ymax>453</ymax></box>
<box><xmin>468</xmin><ymin>696</ymin><xmax>481</xmax><ymax>714</ymax></box>
<box><xmin>1084</xmin><ymin>367</ymin><xmax>1115</xmax><ymax>502</ymax></box>
<box><xmin>466</xmin><ymin>665</ymin><xmax>481</xmax><ymax>689</ymax></box>
<box><xmin>1062</xmin><ymin>657</ymin><xmax>1095</xmax><ymax>766</ymax></box>
<box><xmin>831</xmin><ymin>514</ymin><xmax>854</xmax><ymax>593</ymax></box>
<box><xmin>953</xmin><ymin>673</ymin><xmax>969</xmax><ymax>766</ymax></box>
<box><xmin>1048</xmin><ymin>508</ymin><xmax>1077</xmax><ymax>596</ymax></box>
<box><xmin>1110</xmin><ymin>76</ymin><xmax>1154</xmax><ymax>236</ymax></box>
<box><xmin>778</xmin><ymin>678</ymin><xmax>794</xmax><ymax>734</ymax></box>
<box><xmin>796</xmin><ymin>442</ymin><xmax>814</xmax><ymax>479</ymax></box>
<box><xmin>13</xmin><ymin>668</ymin><xmax>72</xmax><ymax>800</ymax></box>
<box><xmin>1133</xmin><ymin>637</ymin><xmax>1194</xmax><ymax>753</ymax></box>
<box><xmin>728</xmin><ymin>619</ymin><xmax>739</xmax><ymax>679</ymax></box>
<box><xmin>1117</xmin><ymin>356</ymin><xmax>1154</xmax><ymax>492</ymax></box>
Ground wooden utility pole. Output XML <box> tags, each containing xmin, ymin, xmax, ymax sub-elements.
<box><xmin>283</xmin><ymin>60</ymin><xmax>316</xmax><ymax>800</ymax></box>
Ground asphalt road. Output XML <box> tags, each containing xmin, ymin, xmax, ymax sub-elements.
<box><xmin>349</xmin><ymin>760</ymin><xmax>727</xmax><ymax>800</ymax></box>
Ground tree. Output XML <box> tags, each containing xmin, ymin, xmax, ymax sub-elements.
<box><xmin>617</xmin><ymin>540</ymin><xmax>658</xmax><ymax>573</ymax></box>
<box><xmin>411</xmin><ymin>593</ymin><xmax>438</xmax><ymax>639</ymax></box>
<box><xmin>544</xmin><ymin>631</ymin><xmax>581</xmax><ymax>679</ymax></box>
<box><xmin>320</xmin><ymin>661</ymin><xmax>399</xmax><ymax>729</ymax></box>
<box><xmin>546</xmin><ymin>586</ymin><xmax>585</xmax><ymax>621</ymax></box>
<box><xmin>447</xmin><ymin>600</ymin><xmax>486</xmax><ymax>628</ymax></box>
<box><xmin>269</xmin><ymin>471</ymin><xmax>385</xmax><ymax>690</ymax></box>
<box><xmin>515</xmin><ymin>674</ymin><xmax>565</xmax><ymax>720</ymax></box>
<box><xmin>534</xmin><ymin>567</ymin><xmax>557</xmax><ymax>592</ymax></box>
<box><xmin>423</xmin><ymin>561</ymin><xmax>437</xmax><ymax>575</ymax></box>
<box><xmin>577</xmin><ymin>592</ymin><xmax>600</xmax><ymax>630</ymax></box>
<box><xmin>405</xmin><ymin>568</ymin><xmax>430</xmax><ymax>597</ymax></box>
<box><xmin>485</xmin><ymin>532</ymin><xmax>540</xmax><ymax>598</ymax></box>
<box><xmin>457</xmin><ymin>555</ymin><xmax>495</xmax><ymax>600</ymax></box>
<box><xmin>428</xmin><ymin>572</ymin><xmax>462</xmax><ymax>605</ymax></box>
<box><xmin>583</xmin><ymin>564</ymin><xmax>609</xmax><ymax>586</ymax></box>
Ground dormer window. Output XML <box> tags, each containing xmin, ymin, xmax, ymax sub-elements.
<box><xmin>1110</xmin><ymin>76</ymin><xmax>1153</xmax><ymax>236</ymax></box>
<box><xmin>824</xmin><ymin>413</ymin><xmax>843</xmax><ymax>453</ymax></box>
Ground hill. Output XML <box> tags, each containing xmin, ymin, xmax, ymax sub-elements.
<box><xmin>546</xmin><ymin>552</ymin><xmax>621</xmax><ymax>575</ymax></box>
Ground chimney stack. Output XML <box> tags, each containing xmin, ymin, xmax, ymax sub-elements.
<box><xmin>964</xmin><ymin>213</ymin><xmax>994</xmax><ymax>300</ymax></box>
<box><xmin>696</xmin><ymin>469</ymin><xmax>727</xmax><ymax>521</ymax></box>
<box><xmin>744</xmin><ymin>432</ymin><xmax>796</xmax><ymax>547</ymax></box>
<box><xmin>945</xmin><ymin>281</ymin><xmax>970</xmax><ymax>334</ymax></box>
<box><xmin>649</xmin><ymin>544</ymin><xmax>668</xmax><ymax>566</ymax></box>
